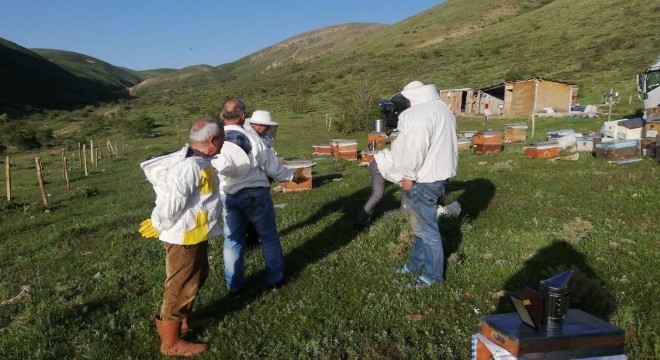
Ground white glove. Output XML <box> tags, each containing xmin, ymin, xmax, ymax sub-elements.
<box><xmin>436</xmin><ymin>201</ymin><xmax>461</xmax><ymax>218</ymax></box>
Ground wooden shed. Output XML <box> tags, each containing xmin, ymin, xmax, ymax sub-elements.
<box><xmin>481</xmin><ymin>78</ymin><xmax>575</xmax><ymax>116</ymax></box>
<box><xmin>439</xmin><ymin>88</ymin><xmax>478</xmax><ymax>114</ymax></box>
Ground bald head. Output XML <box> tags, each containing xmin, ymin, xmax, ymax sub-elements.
<box><xmin>221</xmin><ymin>98</ymin><xmax>246</xmax><ymax>125</ymax></box>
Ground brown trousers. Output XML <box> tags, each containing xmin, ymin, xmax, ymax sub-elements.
<box><xmin>160</xmin><ymin>241</ymin><xmax>209</xmax><ymax>321</ymax></box>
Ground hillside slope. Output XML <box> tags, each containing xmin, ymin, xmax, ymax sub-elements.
<box><xmin>218</xmin><ymin>23</ymin><xmax>386</xmax><ymax>77</ymax></box>
<box><xmin>0</xmin><ymin>38</ymin><xmax>132</xmax><ymax>114</ymax></box>
<box><xmin>195</xmin><ymin>0</ymin><xmax>657</xmax><ymax>114</ymax></box>
<box><xmin>32</xmin><ymin>48</ymin><xmax>142</xmax><ymax>90</ymax></box>
<box><xmin>128</xmin><ymin>64</ymin><xmax>236</xmax><ymax>95</ymax></box>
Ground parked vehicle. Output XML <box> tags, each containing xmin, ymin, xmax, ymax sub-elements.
<box><xmin>636</xmin><ymin>56</ymin><xmax>660</xmax><ymax>120</ymax></box>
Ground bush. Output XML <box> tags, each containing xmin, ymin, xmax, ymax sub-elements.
<box><xmin>333</xmin><ymin>79</ymin><xmax>381</xmax><ymax>133</ymax></box>
<box><xmin>120</xmin><ymin>114</ymin><xmax>158</xmax><ymax>137</ymax></box>
<box><xmin>1</xmin><ymin>123</ymin><xmax>41</xmax><ymax>150</ymax></box>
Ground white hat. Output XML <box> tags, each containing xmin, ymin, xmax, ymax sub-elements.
<box><xmin>248</xmin><ymin>110</ymin><xmax>278</xmax><ymax>126</ymax></box>
<box><xmin>400</xmin><ymin>80</ymin><xmax>439</xmax><ymax>107</ymax></box>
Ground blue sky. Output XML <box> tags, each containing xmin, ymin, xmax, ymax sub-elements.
<box><xmin>0</xmin><ymin>0</ymin><xmax>443</xmax><ymax>70</ymax></box>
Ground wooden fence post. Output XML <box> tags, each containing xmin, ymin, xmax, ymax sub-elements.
<box><xmin>5</xmin><ymin>156</ymin><xmax>10</xmax><ymax>202</ymax></box>
<box><xmin>95</xmin><ymin>147</ymin><xmax>99</xmax><ymax>171</ymax></box>
<box><xmin>82</xmin><ymin>144</ymin><xmax>89</xmax><ymax>176</ymax></box>
<box><xmin>90</xmin><ymin>140</ymin><xmax>94</xmax><ymax>165</ymax></box>
<box><xmin>78</xmin><ymin>142</ymin><xmax>82</xmax><ymax>168</ymax></box>
<box><xmin>35</xmin><ymin>157</ymin><xmax>48</xmax><ymax>206</ymax></box>
<box><xmin>63</xmin><ymin>156</ymin><xmax>70</xmax><ymax>190</ymax></box>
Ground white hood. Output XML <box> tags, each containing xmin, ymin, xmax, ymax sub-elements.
<box><xmin>400</xmin><ymin>81</ymin><xmax>440</xmax><ymax>107</ymax></box>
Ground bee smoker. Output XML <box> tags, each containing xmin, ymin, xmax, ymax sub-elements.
<box><xmin>539</xmin><ymin>270</ymin><xmax>573</xmax><ymax>330</ymax></box>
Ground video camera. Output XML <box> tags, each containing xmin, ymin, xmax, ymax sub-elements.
<box><xmin>376</xmin><ymin>92</ymin><xmax>409</xmax><ymax>130</ymax></box>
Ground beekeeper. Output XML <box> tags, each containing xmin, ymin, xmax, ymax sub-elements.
<box><xmin>387</xmin><ymin>80</ymin><xmax>458</xmax><ymax>288</ymax></box>
<box><xmin>217</xmin><ymin>100</ymin><xmax>302</xmax><ymax>293</ymax></box>
<box><xmin>138</xmin><ymin>118</ymin><xmax>224</xmax><ymax>357</ymax></box>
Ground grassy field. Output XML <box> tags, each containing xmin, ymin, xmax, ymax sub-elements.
<box><xmin>0</xmin><ymin>111</ymin><xmax>658</xmax><ymax>359</ymax></box>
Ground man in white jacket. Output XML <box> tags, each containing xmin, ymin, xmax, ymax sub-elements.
<box><xmin>388</xmin><ymin>81</ymin><xmax>458</xmax><ymax>288</ymax></box>
<box><xmin>139</xmin><ymin>118</ymin><xmax>224</xmax><ymax>356</ymax></box>
<box><xmin>217</xmin><ymin>99</ymin><xmax>298</xmax><ymax>292</ymax></box>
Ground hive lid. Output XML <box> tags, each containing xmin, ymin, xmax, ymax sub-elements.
<box><xmin>282</xmin><ymin>159</ymin><xmax>316</xmax><ymax>169</ymax></box>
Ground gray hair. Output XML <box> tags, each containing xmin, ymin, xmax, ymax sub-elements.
<box><xmin>189</xmin><ymin>118</ymin><xmax>223</xmax><ymax>144</ymax></box>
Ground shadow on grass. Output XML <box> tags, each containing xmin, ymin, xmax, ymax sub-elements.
<box><xmin>199</xmin><ymin>185</ymin><xmax>398</xmax><ymax>317</ymax></box>
<box><xmin>442</xmin><ymin>178</ymin><xmax>496</xmax><ymax>271</ymax></box>
<box><xmin>495</xmin><ymin>241</ymin><xmax>617</xmax><ymax>320</ymax></box>
<box><xmin>311</xmin><ymin>173</ymin><xmax>344</xmax><ymax>189</ymax></box>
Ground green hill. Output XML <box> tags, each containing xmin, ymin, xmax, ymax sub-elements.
<box><xmin>124</xmin><ymin>67</ymin><xmax>178</xmax><ymax>79</ymax></box>
<box><xmin>218</xmin><ymin>23</ymin><xmax>386</xmax><ymax>77</ymax></box>
<box><xmin>188</xmin><ymin>0</ymin><xmax>658</xmax><ymax>115</ymax></box>
<box><xmin>0</xmin><ymin>38</ymin><xmax>133</xmax><ymax>115</ymax></box>
<box><xmin>32</xmin><ymin>48</ymin><xmax>142</xmax><ymax>90</ymax></box>
<box><xmin>128</xmin><ymin>64</ymin><xmax>236</xmax><ymax>96</ymax></box>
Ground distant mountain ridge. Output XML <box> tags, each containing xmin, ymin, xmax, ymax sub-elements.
<box><xmin>32</xmin><ymin>48</ymin><xmax>142</xmax><ymax>90</ymax></box>
<box><xmin>0</xmin><ymin>38</ymin><xmax>141</xmax><ymax>114</ymax></box>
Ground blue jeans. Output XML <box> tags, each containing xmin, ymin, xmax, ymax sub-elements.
<box><xmin>402</xmin><ymin>181</ymin><xmax>447</xmax><ymax>284</ymax></box>
<box><xmin>222</xmin><ymin>187</ymin><xmax>284</xmax><ymax>291</ymax></box>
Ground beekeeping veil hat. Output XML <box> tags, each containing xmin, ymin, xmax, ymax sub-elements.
<box><xmin>400</xmin><ymin>80</ymin><xmax>440</xmax><ymax>107</ymax></box>
<box><xmin>247</xmin><ymin>110</ymin><xmax>278</xmax><ymax>126</ymax></box>
<box><xmin>245</xmin><ymin>110</ymin><xmax>278</xmax><ymax>146</ymax></box>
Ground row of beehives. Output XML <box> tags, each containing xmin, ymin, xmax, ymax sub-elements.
<box><xmin>456</xmin><ymin>118</ymin><xmax>660</xmax><ymax>160</ymax></box>
<box><xmin>311</xmin><ymin>130</ymin><xmax>400</xmax><ymax>161</ymax></box>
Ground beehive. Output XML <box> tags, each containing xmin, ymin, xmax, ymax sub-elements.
<box><xmin>457</xmin><ymin>138</ymin><xmax>471</xmax><ymax>151</ymax></box>
<box><xmin>367</xmin><ymin>132</ymin><xmax>387</xmax><ymax>150</ymax></box>
<box><xmin>473</xmin><ymin>132</ymin><xmax>503</xmax><ymax>154</ymax></box>
<box><xmin>312</xmin><ymin>145</ymin><xmax>332</xmax><ymax>156</ymax></box>
<box><xmin>594</xmin><ymin>140</ymin><xmax>640</xmax><ymax>160</ymax></box>
<box><xmin>524</xmin><ymin>141</ymin><xmax>560</xmax><ymax>159</ymax></box>
<box><xmin>359</xmin><ymin>150</ymin><xmax>377</xmax><ymax>166</ymax></box>
<box><xmin>504</xmin><ymin>123</ymin><xmax>528</xmax><ymax>143</ymax></box>
<box><xmin>280</xmin><ymin>160</ymin><xmax>315</xmax><ymax>193</ymax></box>
<box><xmin>330</xmin><ymin>139</ymin><xmax>358</xmax><ymax>160</ymax></box>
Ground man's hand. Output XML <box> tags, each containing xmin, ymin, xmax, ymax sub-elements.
<box><xmin>402</xmin><ymin>178</ymin><xmax>414</xmax><ymax>191</ymax></box>
<box><xmin>138</xmin><ymin>218</ymin><xmax>160</xmax><ymax>238</ymax></box>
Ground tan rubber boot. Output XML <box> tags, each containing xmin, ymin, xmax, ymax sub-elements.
<box><xmin>155</xmin><ymin>316</ymin><xmax>207</xmax><ymax>356</ymax></box>
<box><xmin>180</xmin><ymin>301</ymin><xmax>214</xmax><ymax>333</ymax></box>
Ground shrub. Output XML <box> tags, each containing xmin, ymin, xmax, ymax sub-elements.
<box><xmin>333</xmin><ymin>79</ymin><xmax>381</xmax><ymax>133</ymax></box>
<box><xmin>120</xmin><ymin>114</ymin><xmax>158</xmax><ymax>137</ymax></box>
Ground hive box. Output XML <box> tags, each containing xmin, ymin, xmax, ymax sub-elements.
<box><xmin>359</xmin><ymin>150</ymin><xmax>377</xmax><ymax>166</ymax></box>
<box><xmin>280</xmin><ymin>160</ymin><xmax>315</xmax><ymax>193</ymax></box>
<box><xmin>330</xmin><ymin>139</ymin><xmax>358</xmax><ymax>160</ymax></box>
<box><xmin>615</xmin><ymin>118</ymin><xmax>645</xmax><ymax>140</ymax></box>
<box><xmin>599</xmin><ymin>119</ymin><xmax>624</xmax><ymax>140</ymax></box>
<box><xmin>367</xmin><ymin>132</ymin><xmax>388</xmax><ymax>150</ymax></box>
<box><xmin>504</xmin><ymin>123</ymin><xmax>528</xmax><ymax>143</ymax></box>
<box><xmin>575</xmin><ymin>136</ymin><xmax>601</xmax><ymax>152</ymax></box>
<box><xmin>473</xmin><ymin>132</ymin><xmax>503</xmax><ymax>154</ymax></box>
<box><xmin>476</xmin><ymin>310</ymin><xmax>625</xmax><ymax>359</ymax></box>
<box><xmin>524</xmin><ymin>141</ymin><xmax>560</xmax><ymax>159</ymax></box>
<box><xmin>457</xmin><ymin>138</ymin><xmax>471</xmax><ymax>152</ymax></box>
<box><xmin>594</xmin><ymin>140</ymin><xmax>640</xmax><ymax>160</ymax></box>
<box><xmin>644</xmin><ymin>120</ymin><xmax>660</xmax><ymax>138</ymax></box>
<box><xmin>312</xmin><ymin>145</ymin><xmax>332</xmax><ymax>156</ymax></box>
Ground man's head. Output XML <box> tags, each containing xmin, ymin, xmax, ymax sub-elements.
<box><xmin>247</xmin><ymin>110</ymin><xmax>278</xmax><ymax>137</ymax></box>
<box><xmin>189</xmin><ymin>118</ymin><xmax>224</xmax><ymax>157</ymax></box>
<box><xmin>400</xmin><ymin>80</ymin><xmax>440</xmax><ymax>107</ymax></box>
<box><xmin>221</xmin><ymin>98</ymin><xmax>246</xmax><ymax>125</ymax></box>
